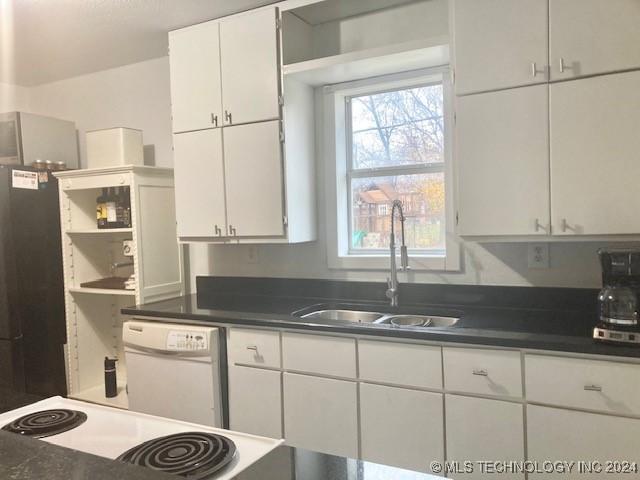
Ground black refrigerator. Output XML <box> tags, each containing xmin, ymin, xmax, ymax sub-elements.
<box><xmin>0</xmin><ymin>165</ymin><xmax>67</xmax><ymax>409</ymax></box>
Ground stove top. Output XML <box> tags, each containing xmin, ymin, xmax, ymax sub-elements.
<box><xmin>0</xmin><ymin>397</ymin><xmax>283</xmax><ymax>480</ymax></box>
<box><xmin>118</xmin><ymin>432</ymin><xmax>236</xmax><ymax>479</ymax></box>
<box><xmin>1</xmin><ymin>409</ymin><xmax>87</xmax><ymax>438</ymax></box>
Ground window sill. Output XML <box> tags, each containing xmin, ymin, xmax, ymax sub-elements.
<box><xmin>328</xmin><ymin>254</ymin><xmax>459</xmax><ymax>272</ymax></box>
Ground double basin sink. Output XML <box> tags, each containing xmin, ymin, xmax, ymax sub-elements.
<box><xmin>292</xmin><ymin>304</ymin><xmax>460</xmax><ymax>329</ymax></box>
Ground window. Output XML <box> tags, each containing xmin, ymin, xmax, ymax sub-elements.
<box><xmin>347</xmin><ymin>83</ymin><xmax>445</xmax><ymax>254</ymax></box>
<box><xmin>324</xmin><ymin>69</ymin><xmax>459</xmax><ymax>271</ymax></box>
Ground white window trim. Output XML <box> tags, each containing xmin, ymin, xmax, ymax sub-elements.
<box><xmin>323</xmin><ymin>67</ymin><xmax>461</xmax><ymax>271</ymax></box>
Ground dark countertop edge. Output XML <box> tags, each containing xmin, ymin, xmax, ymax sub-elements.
<box><xmin>120</xmin><ymin>305</ymin><xmax>640</xmax><ymax>359</ymax></box>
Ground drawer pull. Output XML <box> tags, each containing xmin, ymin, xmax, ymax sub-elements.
<box><xmin>472</xmin><ymin>369</ymin><xmax>488</xmax><ymax>377</ymax></box>
<box><xmin>584</xmin><ymin>384</ymin><xmax>602</xmax><ymax>392</ymax></box>
<box><xmin>246</xmin><ymin>345</ymin><xmax>258</xmax><ymax>351</ymax></box>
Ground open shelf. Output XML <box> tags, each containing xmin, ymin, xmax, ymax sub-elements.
<box><xmin>283</xmin><ymin>37</ymin><xmax>449</xmax><ymax>86</ymax></box>
<box><xmin>69</xmin><ymin>287</ymin><xmax>136</xmax><ymax>296</ymax></box>
<box><xmin>70</xmin><ymin>382</ymin><xmax>128</xmax><ymax>410</ymax></box>
<box><xmin>66</xmin><ymin>228</ymin><xmax>133</xmax><ymax>235</ymax></box>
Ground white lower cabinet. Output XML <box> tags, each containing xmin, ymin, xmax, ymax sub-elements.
<box><xmin>445</xmin><ymin>394</ymin><xmax>525</xmax><ymax>479</ymax></box>
<box><xmin>283</xmin><ymin>372</ymin><xmax>358</xmax><ymax>458</ymax></box>
<box><xmin>527</xmin><ymin>405</ymin><xmax>640</xmax><ymax>479</ymax></box>
<box><xmin>360</xmin><ymin>383</ymin><xmax>444</xmax><ymax>473</ymax></box>
<box><xmin>228</xmin><ymin>365</ymin><xmax>282</xmax><ymax>439</ymax></box>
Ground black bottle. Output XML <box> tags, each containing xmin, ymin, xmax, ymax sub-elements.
<box><xmin>104</xmin><ymin>357</ymin><xmax>118</xmax><ymax>398</ymax></box>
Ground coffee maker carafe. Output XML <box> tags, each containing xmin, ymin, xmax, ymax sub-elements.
<box><xmin>594</xmin><ymin>249</ymin><xmax>640</xmax><ymax>344</ymax></box>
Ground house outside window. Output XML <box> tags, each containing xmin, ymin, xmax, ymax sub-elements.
<box><xmin>324</xmin><ymin>68</ymin><xmax>460</xmax><ymax>271</ymax></box>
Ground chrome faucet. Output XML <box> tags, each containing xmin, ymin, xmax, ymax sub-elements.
<box><xmin>386</xmin><ymin>200</ymin><xmax>409</xmax><ymax>307</ymax></box>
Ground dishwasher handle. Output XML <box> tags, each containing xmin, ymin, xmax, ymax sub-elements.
<box><xmin>124</xmin><ymin>343</ymin><xmax>212</xmax><ymax>358</ymax></box>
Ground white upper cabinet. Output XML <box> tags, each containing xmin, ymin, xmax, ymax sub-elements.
<box><xmin>452</xmin><ymin>0</ymin><xmax>548</xmax><ymax>95</ymax></box>
<box><xmin>220</xmin><ymin>8</ymin><xmax>281</xmax><ymax>126</ymax></box>
<box><xmin>173</xmin><ymin>129</ymin><xmax>226</xmax><ymax>238</ymax></box>
<box><xmin>550</xmin><ymin>71</ymin><xmax>640</xmax><ymax>235</ymax></box>
<box><xmin>169</xmin><ymin>22</ymin><xmax>222</xmax><ymax>133</ymax></box>
<box><xmin>456</xmin><ymin>85</ymin><xmax>550</xmax><ymax>236</ymax></box>
<box><xmin>223</xmin><ymin>120</ymin><xmax>285</xmax><ymax>238</ymax></box>
<box><xmin>549</xmin><ymin>0</ymin><xmax>640</xmax><ymax>80</ymax></box>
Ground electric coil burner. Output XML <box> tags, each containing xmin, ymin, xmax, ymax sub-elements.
<box><xmin>1</xmin><ymin>409</ymin><xmax>87</xmax><ymax>438</ymax></box>
<box><xmin>117</xmin><ymin>431</ymin><xmax>237</xmax><ymax>479</ymax></box>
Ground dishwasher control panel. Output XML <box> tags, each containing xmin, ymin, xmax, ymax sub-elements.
<box><xmin>166</xmin><ymin>330</ymin><xmax>209</xmax><ymax>351</ymax></box>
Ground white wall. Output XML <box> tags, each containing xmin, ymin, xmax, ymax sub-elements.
<box><xmin>28</xmin><ymin>57</ymin><xmax>173</xmax><ymax>168</ymax></box>
<box><xmin>0</xmin><ymin>82</ymin><xmax>30</xmax><ymax>112</ymax></box>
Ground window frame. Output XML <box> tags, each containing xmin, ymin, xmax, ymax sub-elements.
<box><xmin>323</xmin><ymin>67</ymin><xmax>460</xmax><ymax>271</ymax></box>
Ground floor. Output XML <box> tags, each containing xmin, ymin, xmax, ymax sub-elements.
<box><xmin>0</xmin><ymin>387</ymin><xmax>44</xmax><ymax>413</ymax></box>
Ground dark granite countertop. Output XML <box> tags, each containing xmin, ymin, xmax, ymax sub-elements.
<box><xmin>0</xmin><ymin>431</ymin><xmax>177</xmax><ymax>480</ymax></box>
<box><xmin>121</xmin><ymin>277</ymin><xmax>640</xmax><ymax>358</ymax></box>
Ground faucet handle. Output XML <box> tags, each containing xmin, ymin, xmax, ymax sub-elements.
<box><xmin>386</xmin><ymin>277</ymin><xmax>392</xmax><ymax>289</ymax></box>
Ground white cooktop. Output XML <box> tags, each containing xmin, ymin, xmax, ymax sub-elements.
<box><xmin>0</xmin><ymin>396</ymin><xmax>283</xmax><ymax>480</ymax></box>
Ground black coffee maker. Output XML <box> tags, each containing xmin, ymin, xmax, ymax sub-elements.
<box><xmin>594</xmin><ymin>249</ymin><xmax>640</xmax><ymax>344</ymax></box>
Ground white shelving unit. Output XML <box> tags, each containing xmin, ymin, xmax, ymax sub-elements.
<box><xmin>54</xmin><ymin>166</ymin><xmax>184</xmax><ymax>409</ymax></box>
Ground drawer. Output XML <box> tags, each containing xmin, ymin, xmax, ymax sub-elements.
<box><xmin>359</xmin><ymin>340</ymin><xmax>442</xmax><ymax>389</ymax></box>
<box><xmin>228</xmin><ymin>328</ymin><xmax>281</xmax><ymax>369</ymax></box>
<box><xmin>443</xmin><ymin>347</ymin><xmax>522</xmax><ymax>398</ymax></box>
<box><xmin>525</xmin><ymin>354</ymin><xmax>640</xmax><ymax>416</ymax></box>
<box><xmin>282</xmin><ymin>332</ymin><xmax>356</xmax><ymax>378</ymax></box>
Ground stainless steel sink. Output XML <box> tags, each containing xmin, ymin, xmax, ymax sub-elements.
<box><xmin>297</xmin><ymin>307</ymin><xmax>459</xmax><ymax>328</ymax></box>
<box><xmin>300</xmin><ymin>309</ymin><xmax>385</xmax><ymax>323</ymax></box>
<box><xmin>378</xmin><ymin>314</ymin><xmax>459</xmax><ymax>328</ymax></box>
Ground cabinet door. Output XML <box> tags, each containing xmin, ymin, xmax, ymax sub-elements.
<box><xmin>550</xmin><ymin>0</ymin><xmax>640</xmax><ymax>80</ymax></box>
<box><xmin>220</xmin><ymin>7</ymin><xmax>280</xmax><ymax>125</ymax></box>
<box><xmin>528</xmin><ymin>405</ymin><xmax>640</xmax><ymax>479</ymax></box>
<box><xmin>229</xmin><ymin>365</ymin><xmax>282</xmax><ymax>439</ymax></box>
<box><xmin>223</xmin><ymin>120</ymin><xmax>285</xmax><ymax>237</ymax></box>
<box><xmin>446</xmin><ymin>395</ymin><xmax>525</xmax><ymax>479</ymax></box>
<box><xmin>453</xmin><ymin>0</ymin><xmax>548</xmax><ymax>95</ymax></box>
<box><xmin>173</xmin><ymin>129</ymin><xmax>226</xmax><ymax>238</ymax></box>
<box><xmin>283</xmin><ymin>373</ymin><xmax>358</xmax><ymax>458</ymax></box>
<box><xmin>456</xmin><ymin>85</ymin><xmax>550</xmax><ymax>236</ymax></box>
<box><xmin>169</xmin><ymin>22</ymin><xmax>222</xmax><ymax>133</ymax></box>
<box><xmin>550</xmin><ymin>71</ymin><xmax>640</xmax><ymax>235</ymax></box>
<box><xmin>360</xmin><ymin>383</ymin><xmax>444</xmax><ymax>473</ymax></box>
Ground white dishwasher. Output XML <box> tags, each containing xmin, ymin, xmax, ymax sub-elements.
<box><xmin>123</xmin><ymin>320</ymin><xmax>224</xmax><ymax>427</ymax></box>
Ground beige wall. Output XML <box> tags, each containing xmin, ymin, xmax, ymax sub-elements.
<box><xmin>0</xmin><ymin>82</ymin><xmax>30</xmax><ymax>112</ymax></box>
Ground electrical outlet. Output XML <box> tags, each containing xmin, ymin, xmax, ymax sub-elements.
<box><xmin>247</xmin><ymin>245</ymin><xmax>259</xmax><ymax>264</ymax></box>
<box><xmin>527</xmin><ymin>243</ymin><xmax>549</xmax><ymax>269</ymax></box>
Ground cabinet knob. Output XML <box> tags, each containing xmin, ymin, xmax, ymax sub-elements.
<box><xmin>583</xmin><ymin>384</ymin><xmax>602</xmax><ymax>392</ymax></box>
<box><xmin>472</xmin><ymin>369</ymin><xmax>488</xmax><ymax>377</ymax></box>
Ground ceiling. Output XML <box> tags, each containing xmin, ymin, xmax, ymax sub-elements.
<box><xmin>1</xmin><ymin>0</ymin><xmax>279</xmax><ymax>86</ymax></box>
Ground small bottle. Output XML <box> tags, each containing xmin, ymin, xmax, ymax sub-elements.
<box><xmin>123</xmin><ymin>186</ymin><xmax>132</xmax><ymax>228</ymax></box>
<box><xmin>104</xmin><ymin>357</ymin><xmax>118</xmax><ymax>398</ymax></box>
<box><xmin>97</xmin><ymin>188</ymin><xmax>108</xmax><ymax>229</ymax></box>
<box><xmin>105</xmin><ymin>188</ymin><xmax>118</xmax><ymax>228</ymax></box>
<box><xmin>115</xmin><ymin>187</ymin><xmax>125</xmax><ymax>228</ymax></box>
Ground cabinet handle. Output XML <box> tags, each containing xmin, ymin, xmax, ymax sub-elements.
<box><xmin>229</xmin><ymin>225</ymin><xmax>237</xmax><ymax>236</ymax></box>
<box><xmin>214</xmin><ymin>225</ymin><xmax>222</xmax><ymax>236</ymax></box>
<box><xmin>246</xmin><ymin>345</ymin><xmax>258</xmax><ymax>351</ymax></box>
<box><xmin>472</xmin><ymin>369</ymin><xmax>488</xmax><ymax>376</ymax></box>
<box><xmin>211</xmin><ymin>113</ymin><xmax>218</xmax><ymax>126</ymax></box>
<box><xmin>559</xmin><ymin>57</ymin><xmax>570</xmax><ymax>73</ymax></box>
<box><xmin>530</xmin><ymin>62</ymin><xmax>544</xmax><ymax>77</ymax></box>
<box><xmin>224</xmin><ymin>110</ymin><xmax>232</xmax><ymax>124</ymax></box>
<box><xmin>534</xmin><ymin>218</ymin><xmax>544</xmax><ymax>233</ymax></box>
<box><xmin>584</xmin><ymin>384</ymin><xmax>602</xmax><ymax>392</ymax></box>
<box><xmin>561</xmin><ymin>218</ymin><xmax>569</xmax><ymax>232</ymax></box>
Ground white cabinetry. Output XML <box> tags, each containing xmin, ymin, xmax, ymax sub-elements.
<box><xmin>550</xmin><ymin>71</ymin><xmax>640</xmax><ymax>235</ymax></box>
<box><xmin>452</xmin><ymin>0</ymin><xmax>548</xmax><ymax>95</ymax></box>
<box><xmin>228</xmin><ymin>365</ymin><xmax>282</xmax><ymax>439</ymax></box>
<box><xmin>55</xmin><ymin>167</ymin><xmax>183</xmax><ymax>410</ymax></box>
<box><xmin>456</xmin><ymin>85</ymin><xmax>550</xmax><ymax>236</ymax></box>
<box><xmin>220</xmin><ymin>8</ymin><xmax>280</xmax><ymax>126</ymax></box>
<box><xmin>360</xmin><ymin>383</ymin><xmax>444</xmax><ymax>472</ymax></box>
<box><xmin>528</xmin><ymin>405</ymin><xmax>640</xmax><ymax>479</ymax></box>
<box><xmin>168</xmin><ymin>22</ymin><xmax>222</xmax><ymax>133</ymax></box>
<box><xmin>549</xmin><ymin>0</ymin><xmax>640</xmax><ymax>81</ymax></box>
<box><xmin>173</xmin><ymin>129</ymin><xmax>226</xmax><ymax>238</ymax></box>
<box><xmin>446</xmin><ymin>395</ymin><xmax>525</xmax><ymax>479</ymax></box>
<box><xmin>223</xmin><ymin>121</ymin><xmax>285</xmax><ymax>238</ymax></box>
<box><xmin>283</xmin><ymin>372</ymin><xmax>358</xmax><ymax>458</ymax></box>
